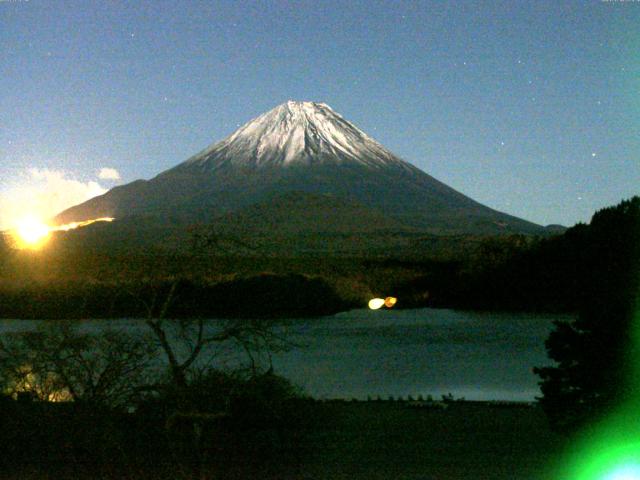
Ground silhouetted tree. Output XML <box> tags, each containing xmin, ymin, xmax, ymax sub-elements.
<box><xmin>0</xmin><ymin>322</ymin><xmax>157</xmax><ymax>408</ymax></box>
<box><xmin>145</xmin><ymin>293</ymin><xmax>291</xmax><ymax>392</ymax></box>
<box><xmin>534</xmin><ymin>197</ymin><xmax>640</xmax><ymax>431</ymax></box>
<box><xmin>137</xmin><ymin>229</ymin><xmax>294</xmax><ymax>394</ymax></box>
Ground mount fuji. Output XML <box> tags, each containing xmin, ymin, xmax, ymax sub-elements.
<box><xmin>56</xmin><ymin>101</ymin><xmax>544</xmax><ymax>236</ymax></box>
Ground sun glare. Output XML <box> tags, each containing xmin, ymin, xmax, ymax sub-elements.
<box><xmin>7</xmin><ymin>216</ymin><xmax>115</xmax><ymax>250</ymax></box>
<box><xmin>13</xmin><ymin>216</ymin><xmax>51</xmax><ymax>249</ymax></box>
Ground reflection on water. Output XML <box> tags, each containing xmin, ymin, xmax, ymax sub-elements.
<box><xmin>274</xmin><ymin>308</ymin><xmax>570</xmax><ymax>401</ymax></box>
<box><xmin>0</xmin><ymin>308</ymin><xmax>571</xmax><ymax>401</ymax></box>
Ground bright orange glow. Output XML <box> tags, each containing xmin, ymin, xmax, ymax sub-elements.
<box><xmin>53</xmin><ymin>217</ymin><xmax>114</xmax><ymax>231</ymax></box>
<box><xmin>9</xmin><ymin>365</ymin><xmax>73</xmax><ymax>402</ymax></box>
<box><xmin>384</xmin><ymin>297</ymin><xmax>398</xmax><ymax>308</ymax></box>
<box><xmin>8</xmin><ymin>216</ymin><xmax>115</xmax><ymax>250</ymax></box>
<box><xmin>13</xmin><ymin>216</ymin><xmax>51</xmax><ymax>249</ymax></box>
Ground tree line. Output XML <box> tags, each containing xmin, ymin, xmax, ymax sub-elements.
<box><xmin>0</xmin><ymin>273</ymin><xmax>353</xmax><ymax>320</ymax></box>
<box><xmin>534</xmin><ymin>196</ymin><xmax>640</xmax><ymax>431</ymax></box>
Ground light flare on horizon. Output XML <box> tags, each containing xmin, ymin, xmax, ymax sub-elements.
<box><xmin>6</xmin><ymin>216</ymin><xmax>114</xmax><ymax>250</ymax></box>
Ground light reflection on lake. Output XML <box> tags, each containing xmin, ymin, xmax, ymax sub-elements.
<box><xmin>0</xmin><ymin>308</ymin><xmax>571</xmax><ymax>401</ymax></box>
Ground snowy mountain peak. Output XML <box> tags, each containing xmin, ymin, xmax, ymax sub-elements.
<box><xmin>57</xmin><ymin>101</ymin><xmax>545</xmax><ymax>236</ymax></box>
<box><xmin>181</xmin><ymin>101</ymin><xmax>412</xmax><ymax>171</ymax></box>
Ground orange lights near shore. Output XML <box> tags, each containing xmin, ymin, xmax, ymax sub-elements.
<box><xmin>368</xmin><ymin>298</ymin><xmax>386</xmax><ymax>310</ymax></box>
<box><xmin>368</xmin><ymin>296</ymin><xmax>398</xmax><ymax>310</ymax></box>
<box><xmin>384</xmin><ymin>297</ymin><xmax>397</xmax><ymax>308</ymax></box>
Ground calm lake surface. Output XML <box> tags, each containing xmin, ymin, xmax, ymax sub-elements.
<box><xmin>0</xmin><ymin>308</ymin><xmax>571</xmax><ymax>401</ymax></box>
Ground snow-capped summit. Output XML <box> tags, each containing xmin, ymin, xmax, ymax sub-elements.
<box><xmin>56</xmin><ymin>101</ymin><xmax>546</xmax><ymax>237</ymax></box>
<box><xmin>181</xmin><ymin>101</ymin><xmax>411</xmax><ymax>171</ymax></box>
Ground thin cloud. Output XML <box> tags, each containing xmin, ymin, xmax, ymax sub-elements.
<box><xmin>0</xmin><ymin>168</ymin><xmax>107</xmax><ymax>229</ymax></box>
<box><xmin>98</xmin><ymin>167</ymin><xmax>121</xmax><ymax>181</ymax></box>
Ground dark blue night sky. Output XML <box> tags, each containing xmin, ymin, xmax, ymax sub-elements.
<box><xmin>1</xmin><ymin>0</ymin><xmax>638</xmax><ymax>227</ymax></box>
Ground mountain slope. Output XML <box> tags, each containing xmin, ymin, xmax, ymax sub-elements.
<box><xmin>214</xmin><ymin>191</ymin><xmax>406</xmax><ymax>235</ymax></box>
<box><xmin>56</xmin><ymin>101</ymin><xmax>544</xmax><ymax>235</ymax></box>
<box><xmin>180</xmin><ymin>100</ymin><xmax>410</xmax><ymax>170</ymax></box>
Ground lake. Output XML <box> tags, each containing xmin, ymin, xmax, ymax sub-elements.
<box><xmin>273</xmin><ymin>308</ymin><xmax>569</xmax><ymax>401</ymax></box>
<box><xmin>0</xmin><ymin>308</ymin><xmax>570</xmax><ymax>401</ymax></box>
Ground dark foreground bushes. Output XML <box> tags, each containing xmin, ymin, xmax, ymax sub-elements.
<box><xmin>0</xmin><ymin>371</ymin><xmax>316</xmax><ymax>480</ymax></box>
<box><xmin>0</xmin><ymin>319</ymin><xmax>317</xmax><ymax>479</ymax></box>
<box><xmin>0</xmin><ymin>396</ymin><xmax>563</xmax><ymax>480</ymax></box>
